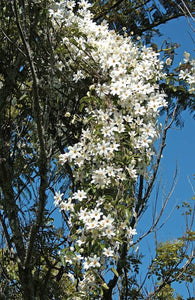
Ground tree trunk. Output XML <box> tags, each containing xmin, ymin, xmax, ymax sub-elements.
<box><xmin>19</xmin><ymin>266</ymin><xmax>35</xmax><ymax>300</ymax></box>
<box><xmin>103</xmin><ymin>288</ymin><xmax>113</xmax><ymax>300</ymax></box>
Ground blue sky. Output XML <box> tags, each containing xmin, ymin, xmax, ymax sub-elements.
<box><xmin>153</xmin><ymin>15</ymin><xmax>194</xmax><ymax>245</ymax></box>
<box><xmin>137</xmin><ymin>16</ymin><xmax>195</xmax><ymax>298</ymax></box>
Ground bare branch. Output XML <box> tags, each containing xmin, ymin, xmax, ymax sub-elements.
<box><xmin>131</xmin><ymin>167</ymin><xmax>177</xmax><ymax>251</ymax></box>
<box><xmin>143</xmin><ymin>103</ymin><xmax>178</xmax><ymax>207</ymax></box>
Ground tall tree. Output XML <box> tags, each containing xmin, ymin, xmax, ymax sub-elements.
<box><xmin>0</xmin><ymin>0</ymin><xmax>78</xmax><ymax>298</ymax></box>
<box><xmin>0</xmin><ymin>0</ymin><xmax>194</xmax><ymax>299</ymax></box>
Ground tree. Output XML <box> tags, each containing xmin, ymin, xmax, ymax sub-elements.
<box><xmin>0</xmin><ymin>0</ymin><xmax>194</xmax><ymax>299</ymax></box>
<box><xmin>0</xmin><ymin>0</ymin><xmax>77</xmax><ymax>298</ymax></box>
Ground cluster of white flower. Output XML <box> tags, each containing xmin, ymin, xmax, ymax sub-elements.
<box><xmin>50</xmin><ymin>0</ymin><xmax>167</xmax><ymax>293</ymax></box>
<box><xmin>178</xmin><ymin>52</ymin><xmax>195</xmax><ymax>94</ymax></box>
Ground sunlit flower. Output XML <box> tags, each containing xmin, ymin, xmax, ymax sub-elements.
<box><xmin>72</xmin><ymin>190</ymin><xmax>87</xmax><ymax>201</ymax></box>
<box><xmin>103</xmin><ymin>247</ymin><xmax>114</xmax><ymax>257</ymax></box>
<box><xmin>54</xmin><ymin>191</ymin><xmax>64</xmax><ymax>206</ymax></box>
<box><xmin>89</xmin><ymin>255</ymin><xmax>101</xmax><ymax>268</ymax></box>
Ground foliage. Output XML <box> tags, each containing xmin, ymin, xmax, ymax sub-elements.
<box><xmin>150</xmin><ymin>239</ymin><xmax>194</xmax><ymax>282</ymax></box>
<box><xmin>91</xmin><ymin>0</ymin><xmax>195</xmax><ymax>37</ymax></box>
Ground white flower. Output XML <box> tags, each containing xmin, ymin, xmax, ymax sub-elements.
<box><xmin>101</xmin><ymin>124</ymin><xmax>117</xmax><ymax>137</ymax></box>
<box><xmin>115</xmin><ymin>123</ymin><xmax>125</xmax><ymax>133</ymax></box>
<box><xmin>109</xmin><ymin>143</ymin><xmax>120</xmax><ymax>152</ymax></box>
<box><xmin>91</xmin><ymin>168</ymin><xmax>107</xmax><ymax>187</ymax></box>
<box><xmin>134</xmin><ymin>103</ymin><xmax>146</xmax><ymax>116</ymax></box>
<box><xmin>59</xmin><ymin>153</ymin><xmax>69</xmax><ymax>164</ymax></box>
<box><xmin>102</xmin><ymin>227</ymin><xmax>116</xmax><ymax>239</ymax></box>
<box><xmin>97</xmin><ymin>141</ymin><xmax>111</xmax><ymax>156</ymax></box>
<box><xmin>184</xmin><ymin>51</ymin><xmax>190</xmax><ymax>63</ymax></box>
<box><xmin>81</xmin><ymin>129</ymin><xmax>91</xmax><ymax>140</ymax></box>
<box><xmin>54</xmin><ymin>191</ymin><xmax>64</xmax><ymax>206</ymax></box>
<box><xmin>179</xmin><ymin>69</ymin><xmax>188</xmax><ymax>80</ymax></box>
<box><xmin>124</xmin><ymin>115</ymin><xmax>133</xmax><ymax>123</ymax></box>
<box><xmin>105</xmin><ymin>166</ymin><xmax>115</xmax><ymax>178</ymax></box>
<box><xmin>90</xmin><ymin>208</ymin><xmax>103</xmax><ymax>221</ymax></box>
<box><xmin>73</xmin><ymin>70</ymin><xmax>85</xmax><ymax>82</ymax></box>
<box><xmin>100</xmin><ymin>214</ymin><xmax>114</xmax><ymax>228</ymax></box>
<box><xmin>126</xmin><ymin>165</ymin><xmax>137</xmax><ymax>180</ymax></box>
<box><xmin>85</xmin><ymin>218</ymin><xmax>99</xmax><ymax>230</ymax></box>
<box><xmin>72</xmin><ymin>190</ymin><xmax>87</xmax><ymax>201</ymax></box>
<box><xmin>141</xmin><ymin>123</ymin><xmax>156</xmax><ymax>138</ymax></box>
<box><xmin>165</xmin><ymin>58</ymin><xmax>172</xmax><ymax>65</ymax></box>
<box><xmin>76</xmin><ymin>235</ymin><xmax>86</xmax><ymax>246</ymax></box>
<box><xmin>96</xmin><ymin>197</ymin><xmax>105</xmax><ymax>207</ymax></box>
<box><xmin>68</xmin><ymin>145</ymin><xmax>82</xmax><ymax>160</ymax></box>
<box><xmin>89</xmin><ymin>255</ymin><xmax>101</xmax><ymax>268</ymax></box>
<box><xmin>75</xmin><ymin>254</ymin><xmax>83</xmax><ymax>261</ymax></box>
<box><xmin>66</xmin><ymin>0</ymin><xmax>76</xmax><ymax>10</ymax></box>
<box><xmin>79</xmin><ymin>0</ymin><xmax>92</xmax><ymax>9</ymax></box>
<box><xmin>74</xmin><ymin>154</ymin><xmax>85</xmax><ymax>167</ymax></box>
<box><xmin>59</xmin><ymin>198</ymin><xmax>74</xmax><ymax>212</ymax></box>
<box><xmin>103</xmin><ymin>247</ymin><xmax>114</xmax><ymax>257</ymax></box>
<box><xmin>83</xmin><ymin>259</ymin><xmax>91</xmax><ymax>270</ymax></box>
<box><xmin>126</xmin><ymin>226</ymin><xmax>137</xmax><ymax>238</ymax></box>
<box><xmin>138</xmin><ymin>135</ymin><xmax>151</xmax><ymax>148</ymax></box>
<box><xmin>78</xmin><ymin>208</ymin><xmax>89</xmax><ymax>221</ymax></box>
<box><xmin>117</xmin><ymin>171</ymin><xmax>126</xmax><ymax>181</ymax></box>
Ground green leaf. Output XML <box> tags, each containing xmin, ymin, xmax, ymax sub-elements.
<box><xmin>111</xmin><ymin>267</ymin><xmax>119</xmax><ymax>277</ymax></box>
<box><xmin>101</xmin><ymin>283</ymin><xmax>109</xmax><ymax>290</ymax></box>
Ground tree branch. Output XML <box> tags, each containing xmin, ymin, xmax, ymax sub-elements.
<box><xmin>12</xmin><ymin>0</ymin><xmax>48</xmax><ymax>271</ymax></box>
